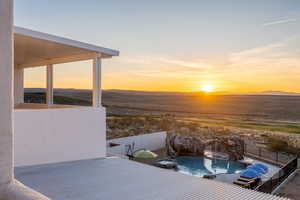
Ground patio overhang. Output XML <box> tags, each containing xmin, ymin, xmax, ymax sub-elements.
<box><xmin>14</xmin><ymin>26</ymin><xmax>119</xmax><ymax>69</ymax></box>
<box><xmin>13</xmin><ymin>26</ymin><xmax>119</xmax><ymax>107</ymax></box>
<box><xmin>12</xmin><ymin>27</ymin><xmax>110</xmax><ymax>167</ymax></box>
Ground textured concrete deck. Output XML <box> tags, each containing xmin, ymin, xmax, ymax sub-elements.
<box><xmin>15</xmin><ymin>157</ymin><xmax>288</xmax><ymax>200</ymax></box>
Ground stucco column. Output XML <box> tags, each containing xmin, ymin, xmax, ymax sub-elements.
<box><xmin>0</xmin><ymin>2</ymin><xmax>53</xmax><ymax>198</ymax></box>
<box><xmin>0</xmin><ymin>0</ymin><xmax>14</xmax><ymax>185</ymax></box>
<box><xmin>46</xmin><ymin>64</ymin><xmax>53</xmax><ymax>105</ymax></box>
<box><xmin>93</xmin><ymin>54</ymin><xmax>102</xmax><ymax>107</ymax></box>
<box><xmin>14</xmin><ymin>68</ymin><xmax>24</xmax><ymax>105</ymax></box>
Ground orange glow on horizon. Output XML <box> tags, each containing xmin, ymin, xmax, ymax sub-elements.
<box><xmin>23</xmin><ymin>59</ymin><xmax>300</xmax><ymax>93</ymax></box>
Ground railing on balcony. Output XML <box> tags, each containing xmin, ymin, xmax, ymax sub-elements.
<box><xmin>243</xmin><ymin>140</ymin><xmax>298</xmax><ymax>193</ymax></box>
<box><xmin>255</xmin><ymin>157</ymin><xmax>298</xmax><ymax>193</ymax></box>
<box><xmin>244</xmin><ymin>142</ymin><xmax>295</xmax><ymax>166</ymax></box>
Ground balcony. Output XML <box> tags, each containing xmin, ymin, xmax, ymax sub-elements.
<box><xmin>14</xmin><ymin>104</ymin><xmax>106</xmax><ymax>167</ymax></box>
<box><xmin>12</xmin><ymin>26</ymin><xmax>119</xmax><ymax>167</ymax></box>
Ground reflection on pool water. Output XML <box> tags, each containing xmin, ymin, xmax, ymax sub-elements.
<box><xmin>175</xmin><ymin>156</ymin><xmax>247</xmax><ymax>177</ymax></box>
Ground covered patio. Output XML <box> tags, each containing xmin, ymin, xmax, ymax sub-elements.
<box><xmin>14</xmin><ymin>26</ymin><xmax>119</xmax><ymax>108</ymax></box>
<box><xmin>13</xmin><ymin>26</ymin><xmax>119</xmax><ymax>167</ymax></box>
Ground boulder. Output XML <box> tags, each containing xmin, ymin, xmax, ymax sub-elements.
<box><xmin>214</xmin><ymin>136</ymin><xmax>244</xmax><ymax>161</ymax></box>
<box><xmin>166</xmin><ymin>133</ymin><xmax>205</xmax><ymax>158</ymax></box>
<box><xmin>166</xmin><ymin>133</ymin><xmax>244</xmax><ymax>161</ymax></box>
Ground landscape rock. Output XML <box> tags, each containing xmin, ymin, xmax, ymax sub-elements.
<box><xmin>213</xmin><ymin>136</ymin><xmax>245</xmax><ymax>161</ymax></box>
<box><xmin>166</xmin><ymin>133</ymin><xmax>206</xmax><ymax>158</ymax></box>
<box><xmin>166</xmin><ymin>133</ymin><xmax>244</xmax><ymax>161</ymax></box>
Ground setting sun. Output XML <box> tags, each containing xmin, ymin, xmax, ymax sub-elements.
<box><xmin>201</xmin><ymin>83</ymin><xmax>214</xmax><ymax>93</ymax></box>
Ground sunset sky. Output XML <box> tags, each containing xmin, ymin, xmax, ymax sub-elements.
<box><xmin>15</xmin><ymin>0</ymin><xmax>300</xmax><ymax>93</ymax></box>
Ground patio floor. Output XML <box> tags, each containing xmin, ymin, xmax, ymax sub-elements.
<box><xmin>15</xmin><ymin>157</ymin><xmax>288</xmax><ymax>200</ymax></box>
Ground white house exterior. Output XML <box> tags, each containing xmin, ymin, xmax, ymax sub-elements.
<box><xmin>0</xmin><ymin>0</ymin><xmax>291</xmax><ymax>199</ymax></box>
<box><xmin>13</xmin><ymin>26</ymin><xmax>119</xmax><ymax>167</ymax></box>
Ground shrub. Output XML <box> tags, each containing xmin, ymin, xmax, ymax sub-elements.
<box><xmin>267</xmin><ymin>136</ymin><xmax>288</xmax><ymax>152</ymax></box>
<box><xmin>267</xmin><ymin>136</ymin><xmax>300</xmax><ymax>156</ymax></box>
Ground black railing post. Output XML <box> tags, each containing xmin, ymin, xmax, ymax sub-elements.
<box><xmin>256</xmin><ymin>157</ymin><xmax>298</xmax><ymax>194</ymax></box>
<box><xmin>270</xmin><ymin>177</ymin><xmax>273</xmax><ymax>193</ymax></box>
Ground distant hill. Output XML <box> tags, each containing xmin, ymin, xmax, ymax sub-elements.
<box><xmin>24</xmin><ymin>88</ymin><xmax>92</xmax><ymax>105</ymax></box>
<box><xmin>102</xmin><ymin>89</ymin><xmax>300</xmax><ymax>96</ymax></box>
<box><xmin>105</xmin><ymin>89</ymin><xmax>300</xmax><ymax>96</ymax></box>
<box><xmin>25</xmin><ymin>88</ymin><xmax>300</xmax><ymax>96</ymax></box>
<box><xmin>25</xmin><ymin>88</ymin><xmax>227</xmax><ymax>96</ymax></box>
<box><xmin>25</xmin><ymin>88</ymin><xmax>91</xmax><ymax>93</ymax></box>
<box><xmin>24</xmin><ymin>88</ymin><xmax>300</xmax><ymax>120</ymax></box>
<box><xmin>104</xmin><ymin>89</ymin><xmax>228</xmax><ymax>96</ymax></box>
<box><xmin>238</xmin><ymin>90</ymin><xmax>300</xmax><ymax>96</ymax></box>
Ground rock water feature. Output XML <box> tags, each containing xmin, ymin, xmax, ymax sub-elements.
<box><xmin>166</xmin><ymin>133</ymin><xmax>206</xmax><ymax>157</ymax></box>
<box><xmin>166</xmin><ymin>132</ymin><xmax>244</xmax><ymax>161</ymax></box>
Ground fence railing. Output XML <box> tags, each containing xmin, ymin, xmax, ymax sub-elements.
<box><xmin>244</xmin><ymin>142</ymin><xmax>295</xmax><ymax>165</ymax></box>
<box><xmin>255</xmin><ymin>157</ymin><xmax>298</xmax><ymax>193</ymax></box>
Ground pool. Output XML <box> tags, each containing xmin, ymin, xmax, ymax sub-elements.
<box><xmin>175</xmin><ymin>156</ymin><xmax>247</xmax><ymax>177</ymax></box>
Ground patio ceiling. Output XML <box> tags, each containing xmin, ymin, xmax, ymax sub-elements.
<box><xmin>14</xmin><ymin>26</ymin><xmax>119</xmax><ymax>68</ymax></box>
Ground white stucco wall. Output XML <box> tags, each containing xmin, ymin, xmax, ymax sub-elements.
<box><xmin>107</xmin><ymin>132</ymin><xmax>167</xmax><ymax>156</ymax></box>
<box><xmin>0</xmin><ymin>0</ymin><xmax>14</xmax><ymax>185</ymax></box>
<box><xmin>14</xmin><ymin>107</ymin><xmax>106</xmax><ymax>167</ymax></box>
<box><xmin>14</xmin><ymin>68</ymin><xmax>24</xmax><ymax>105</ymax></box>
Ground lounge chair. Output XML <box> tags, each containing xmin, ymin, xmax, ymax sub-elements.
<box><xmin>233</xmin><ymin>180</ymin><xmax>252</xmax><ymax>188</ymax></box>
<box><xmin>238</xmin><ymin>176</ymin><xmax>256</xmax><ymax>182</ymax></box>
<box><xmin>234</xmin><ymin>177</ymin><xmax>260</xmax><ymax>189</ymax></box>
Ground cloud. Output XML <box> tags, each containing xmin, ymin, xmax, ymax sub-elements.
<box><xmin>120</xmin><ymin>55</ymin><xmax>217</xmax><ymax>78</ymax></box>
<box><xmin>157</xmin><ymin>58</ymin><xmax>213</xmax><ymax>71</ymax></box>
<box><xmin>263</xmin><ymin>18</ymin><xmax>297</xmax><ymax>27</ymax></box>
<box><xmin>122</xmin><ymin>56</ymin><xmax>213</xmax><ymax>70</ymax></box>
<box><xmin>119</xmin><ymin>36</ymin><xmax>300</xmax><ymax>82</ymax></box>
<box><xmin>230</xmin><ymin>42</ymin><xmax>284</xmax><ymax>64</ymax></box>
<box><xmin>228</xmin><ymin>36</ymin><xmax>300</xmax><ymax>73</ymax></box>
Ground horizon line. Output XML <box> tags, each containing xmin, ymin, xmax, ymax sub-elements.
<box><xmin>24</xmin><ymin>88</ymin><xmax>300</xmax><ymax>96</ymax></box>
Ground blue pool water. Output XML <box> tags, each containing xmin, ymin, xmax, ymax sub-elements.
<box><xmin>175</xmin><ymin>156</ymin><xmax>247</xmax><ymax>177</ymax></box>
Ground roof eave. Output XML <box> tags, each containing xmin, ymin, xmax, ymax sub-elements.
<box><xmin>14</xmin><ymin>26</ymin><xmax>119</xmax><ymax>57</ymax></box>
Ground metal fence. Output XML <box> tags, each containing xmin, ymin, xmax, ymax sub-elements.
<box><xmin>244</xmin><ymin>142</ymin><xmax>295</xmax><ymax>165</ymax></box>
<box><xmin>255</xmin><ymin>157</ymin><xmax>298</xmax><ymax>193</ymax></box>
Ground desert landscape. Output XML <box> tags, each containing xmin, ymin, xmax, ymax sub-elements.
<box><xmin>25</xmin><ymin>88</ymin><xmax>300</xmax><ymax>120</ymax></box>
<box><xmin>24</xmin><ymin>88</ymin><xmax>300</xmax><ymax>154</ymax></box>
